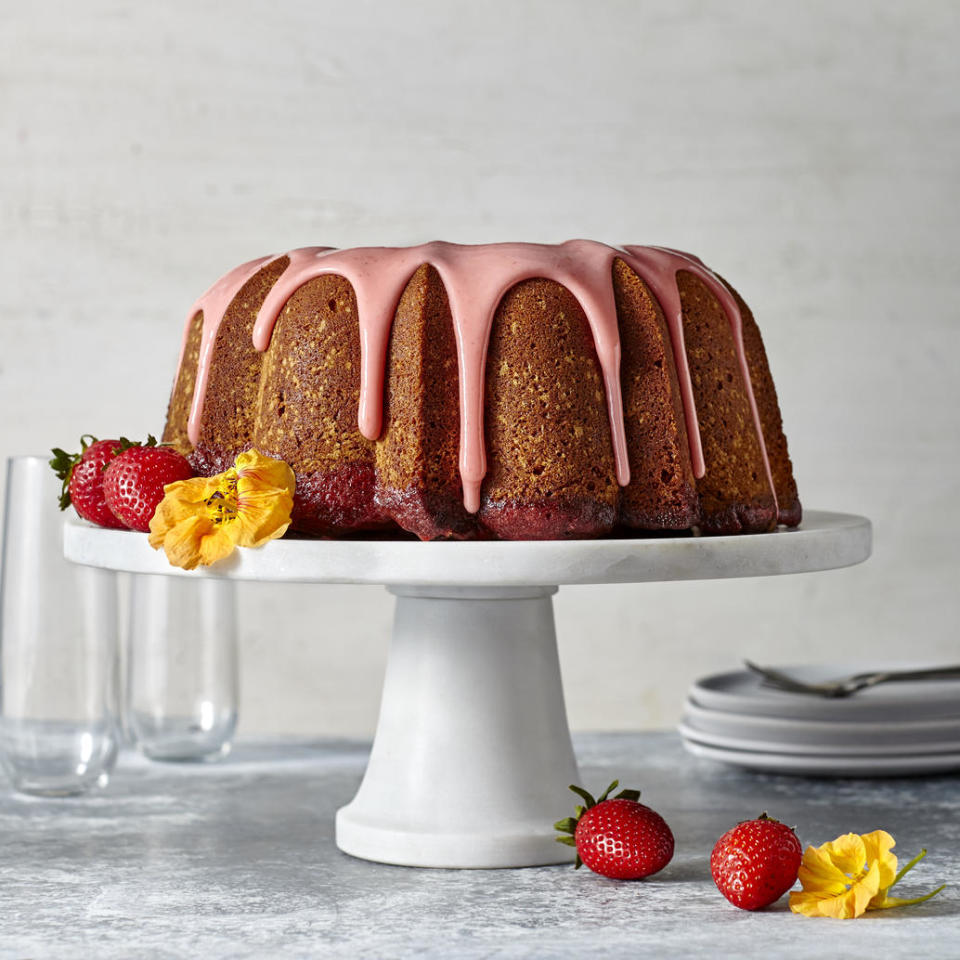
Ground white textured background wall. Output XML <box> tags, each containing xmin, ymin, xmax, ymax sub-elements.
<box><xmin>2</xmin><ymin>1</ymin><xmax>958</xmax><ymax>736</ymax></box>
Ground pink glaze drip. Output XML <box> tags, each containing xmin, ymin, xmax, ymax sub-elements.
<box><xmin>253</xmin><ymin>246</ymin><xmax>421</xmax><ymax>443</ymax></box>
<box><xmin>184</xmin><ymin>254</ymin><xmax>279</xmax><ymax>445</ymax></box>
<box><xmin>616</xmin><ymin>246</ymin><xmax>706</xmax><ymax>478</ymax></box>
<box><xmin>623</xmin><ymin>245</ymin><xmax>778</xmax><ymax>515</ymax></box>
<box><xmin>181</xmin><ymin>241</ymin><xmax>775</xmax><ymax>517</ymax></box>
<box><xmin>251</xmin><ymin>241</ymin><xmax>630</xmax><ymax>514</ymax></box>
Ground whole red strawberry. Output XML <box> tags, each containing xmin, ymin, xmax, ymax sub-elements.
<box><xmin>555</xmin><ymin>780</ymin><xmax>674</xmax><ymax>879</ymax></box>
<box><xmin>50</xmin><ymin>435</ymin><xmax>127</xmax><ymax>529</ymax></box>
<box><xmin>711</xmin><ymin>813</ymin><xmax>802</xmax><ymax>910</ymax></box>
<box><xmin>102</xmin><ymin>437</ymin><xmax>194</xmax><ymax>531</ymax></box>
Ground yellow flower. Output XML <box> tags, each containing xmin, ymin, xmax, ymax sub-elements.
<box><xmin>148</xmin><ymin>449</ymin><xmax>295</xmax><ymax>570</ymax></box>
<box><xmin>789</xmin><ymin>830</ymin><xmax>944</xmax><ymax>919</ymax></box>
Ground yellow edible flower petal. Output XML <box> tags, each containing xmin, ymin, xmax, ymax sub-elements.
<box><xmin>862</xmin><ymin>830</ymin><xmax>899</xmax><ymax>900</ymax></box>
<box><xmin>789</xmin><ymin>830</ymin><xmax>944</xmax><ymax>919</ymax></box>
<box><xmin>235</xmin><ymin>449</ymin><xmax>295</xmax><ymax>490</ymax></box>
<box><xmin>797</xmin><ymin>840</ymin><xmax>860</xmax><ymax>895</ymax></box>
<box><xmin>790</xmin><ymin>834</ymin><xmax>881</xmax><ymax>919</ymax></box>
<box><xmin>233</xmin><ymin>452</ymin><xmax>295</xmax><ymax>547</ymax></box>
<box><xmin>148</xmin><ymin>449</ymin><xmax>295</xmax><ymax>569</ymax></box>
<box><xmin>820</xmin><ymin>833</ymin><xmax>870</xmax><ymax>878</ymax></box>
<box><xmin>148</xmin><ymin>476</ymin><xmax>222</xmax><ymax>545</ymax></box>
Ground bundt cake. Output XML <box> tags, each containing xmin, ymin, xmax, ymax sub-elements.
<box><xmin>162</xmin><ymin>241</ymin><xmax>801</xmax><ymax>540</ymax></box>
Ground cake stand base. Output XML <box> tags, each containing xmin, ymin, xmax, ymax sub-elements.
<box><xmin>336</xmin><ymin>586</ymin><xmax>578</xmax><ymax>868</ymax></box>
<box><xmin>63</xmin><ymin>510</ymin><xmax>872</xmax><ymax>869</ymax></box>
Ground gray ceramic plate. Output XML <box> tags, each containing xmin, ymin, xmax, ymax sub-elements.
<box><xmin>681</xmin><ymin>735</ymin><xmax>960</xmax><ymax>777</ymax></box>
<box><xmin>690</xmin><ymin>665</ymin><xmax>960</xmax><ymax>723</ymax></box>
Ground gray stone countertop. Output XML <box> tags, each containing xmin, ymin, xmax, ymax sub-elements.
<box><xmin>1</xmin><ymin>732</ymin><xmax>957</xmax><ymax>959</ymax></box>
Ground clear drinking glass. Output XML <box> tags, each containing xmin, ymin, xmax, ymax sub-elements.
<box><xmin>127</xmin><ymin>574</ymin><xmax>238</xmax><ymax>762</ymax></box>
<box><xmin>0</xmin><ymin>455</ymin><xmax>121</xmax><ymax>796</ymax></box>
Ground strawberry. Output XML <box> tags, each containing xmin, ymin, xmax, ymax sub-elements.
<box><xmin>50</xmin><ymin>435</ymin><xmax>127</xmax><ymax>529</ymax></box>
<box><xmin>711</xmin><ymin>813</ymin><xmax>802</xmax><ymax>910</ymax></box>
<box><xmin>102</xmin><ymin>437</ymin><xmax>194</xmax><ymax>531</ymax></box>
<box><xmin>555</xmin><ymin>779</ymin><xmax>674</xmax><ymax>879</ymax></box>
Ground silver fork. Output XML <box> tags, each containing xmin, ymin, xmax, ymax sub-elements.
<box><xmin>743</xmin><ymin>660</ymin><xmax>960</xmax><ymax>698</ymax></box>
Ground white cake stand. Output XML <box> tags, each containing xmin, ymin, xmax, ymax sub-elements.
<box><xmin>65</xmin><ymin>510</ymin><xmax>871</xmax><ymax>869</ymax></box>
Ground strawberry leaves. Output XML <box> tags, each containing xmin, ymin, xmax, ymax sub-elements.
<box><xmin>49</xmin><ymin>434</ymin><xmax>100</xmax><ymax>509</ymax></box>
<box><xmin>553</xmin><ymin>780</ymin><xmax>673</xmax><ymax>879</ymax></box>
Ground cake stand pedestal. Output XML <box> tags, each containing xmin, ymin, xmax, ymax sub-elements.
<box><xmin>64</xmin><ymin>510</ymin><xmax>871</xmax><ymax>869</ymax></box>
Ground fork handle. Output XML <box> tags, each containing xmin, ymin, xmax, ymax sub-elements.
<box><xmin>851</xmin><ymin>666</ymin><xmax>960</xmax><ymax>686</ymax></box>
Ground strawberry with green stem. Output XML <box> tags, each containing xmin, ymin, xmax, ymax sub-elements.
<box><xmin>50</xmin><ymin>435</ymin><xmax>126</xmax><ymax>529</ymax></box>
<box><xmin>555</xmin><ymin>779</ymin><xmax>674</xmax><ymax>879</ymax></box>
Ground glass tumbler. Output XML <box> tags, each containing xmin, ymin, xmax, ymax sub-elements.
<box><xmin>127</xmin><ymin>574</ymin><xmax>238</xmax><ymax>762</ymax></box>
<box><xmin>0</xmin><ymin>455</ymin><xmax>121</xmax><ymax>796</ymax></box>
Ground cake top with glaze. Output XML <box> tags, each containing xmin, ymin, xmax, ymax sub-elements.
<box><xmin>181</xmin><ymin>241</ymin><xmax>774</xmax><ymax>515</ymax></box>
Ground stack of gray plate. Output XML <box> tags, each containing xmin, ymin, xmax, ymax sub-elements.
<box><xmin>679</xmin><ymin>665</ymin><xmax>960</xmax><ymax>776</ymax></box>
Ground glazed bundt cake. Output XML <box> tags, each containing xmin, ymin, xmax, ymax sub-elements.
<box><xmin>163</xmin><ymin>241</ymin><xmax>801</xmax><ymax>540</ymax></box>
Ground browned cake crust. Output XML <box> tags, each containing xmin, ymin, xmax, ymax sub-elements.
<box><xmin>253</xmin><ymin>273</ymin><xmax>392</xmax><ymax>535</ymax></box>
<box><xmin>614</xmin><ymin>259</ymin><xmax>700</xmax><ymax>530</ymax></box>
<box><xmin>165</xmin><ymin>258</ymin><xmax>292</xmax><ymax>477</ymax></box>
<box><xmin>163</xmin><ymin>252</ymin><xmax>801</xmax><ymax>540</ymax></box>
<box><xmin>376</xmin><ymin>265</ymin><xmax>476</xmax><ymax>539</ymax></box>
<box><xmin>479</xmin><ymin>277</ymin><xmax>620</xmax><ymax>539</ymax></box>
<box><xmin>163</xmin><ymin>313</ymin><xmax>202</xmax><ymax>457</ymax></box>
<box><xmin>726</xmin><ymin>282</ymin><xmax>802</xmax><ymax>527</ymax></box>
<box><xmin>677</xmin><ymin>270</ymin><xmax>778</xmax><ymax>534</ymax></box>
